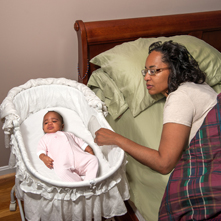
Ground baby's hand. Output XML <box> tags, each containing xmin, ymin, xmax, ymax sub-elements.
<box><xmin>39</xmin><ymin>154</ymin><xmax>54</xmax><ymax>169</ymax></box>
<box><xmin>85</xmin><ymin>145</ymin><xmax>95</xmax><ymax>155</ymax></box>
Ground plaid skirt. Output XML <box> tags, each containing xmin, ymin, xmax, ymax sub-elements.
<box><xmin>159</xmin><ymin>93</ymin><xmax>221</xmax><ymax>221</ymax></box>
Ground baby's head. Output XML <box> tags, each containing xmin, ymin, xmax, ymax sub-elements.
<box><xmin>43</xmin><ymin>111</ymin><xmax>64</xmax><ymax>133</ymax></box>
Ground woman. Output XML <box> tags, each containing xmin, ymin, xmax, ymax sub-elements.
<box><xmin>94</xmin><ymin>41</ymin><xmax>221</xmax><ymax>220</ymax></box>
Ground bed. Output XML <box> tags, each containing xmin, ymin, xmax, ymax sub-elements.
<box><xmin>74</xmin><ymin>10</ymin><xmax>221</xmax><ymax>221</ymax></box>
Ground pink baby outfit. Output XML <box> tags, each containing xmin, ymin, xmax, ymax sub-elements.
<box><xmin>37</xmin><ymin>131</ymin><xmax>98</xmax><ymax>182</ymax></box>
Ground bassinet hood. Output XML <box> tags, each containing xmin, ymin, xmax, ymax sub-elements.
<box><xmin>0</xmin><ymin>78</ymin><xmax>108</xmax><ymax>138</ymax></box>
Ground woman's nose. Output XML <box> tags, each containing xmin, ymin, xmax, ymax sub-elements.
<box><xmin>144</xmin><ymin>73</ymin><xmax>151</xmax><ymax>81</ymax></box>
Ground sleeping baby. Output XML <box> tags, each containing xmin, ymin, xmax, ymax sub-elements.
<box><xmin>37</xmin><ymin>110</ymin><xmax>98</xmax><ymax>182</ymax></box>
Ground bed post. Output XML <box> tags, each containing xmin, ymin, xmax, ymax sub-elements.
<box><xmin>74</xmin><ymin>20</ymin><xmax>89</xmax><ymax>85</ymax></box>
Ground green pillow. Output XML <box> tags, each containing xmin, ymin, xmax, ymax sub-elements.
<box><xmin>87</xmin><ymin>68</ymin><xmax>128</xmax><ymax>120</ymax></box>
<box><xmin>90</xmin><ymin>35</ymin><xmax>221</xmax><ymax>117</ymax></box>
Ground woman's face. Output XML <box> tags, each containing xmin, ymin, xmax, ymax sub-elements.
<box><xmin>144</xmin><ymin>51</ymin><xmax>170</xmax><ymax>97</ymax></box>
<box><xmin>43</xmin><ymin>112</ymin><xmax>64</xmax><ymax>133</ymax></box>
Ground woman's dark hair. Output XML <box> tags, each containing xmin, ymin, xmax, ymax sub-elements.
<box><xmin>149</xmin><ymin>41</ymin><xmax>206</xmax><ymax>94</ymax></box>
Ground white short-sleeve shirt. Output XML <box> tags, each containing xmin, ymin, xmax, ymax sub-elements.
<box><xmin>163</xmin><ymin>82</ymin><xmax>217</xmax><ymax>143</ymax></box>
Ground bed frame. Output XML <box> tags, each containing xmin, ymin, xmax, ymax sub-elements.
<box><xmin>74</xmin><ymin>10</ymin><xmax>221</xmax><ymax>221</ymax></box>
<box><xmin>74</xmin><ymin>10</ymin><xmax>221</xmax><ymax>85</ymax></box>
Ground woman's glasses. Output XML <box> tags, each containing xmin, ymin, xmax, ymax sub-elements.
<box><xmin>141</xmin><ymin>67</ymin><xmax>170</xmax><ymax>76</ymax></box>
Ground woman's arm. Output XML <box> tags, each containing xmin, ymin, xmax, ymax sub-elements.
<box><xmin>94</xmin><ymin>123</ymin><xmax>190</xmax><ymax>174</ymax></box>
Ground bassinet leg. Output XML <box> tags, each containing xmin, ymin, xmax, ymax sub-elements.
<box><xmin>10</xmin><ymin>185</ymin><xmax>17</xmax><ymax>211</ymax></box>
<box><xmin>10</xmin><ymin>185</ymin><xmax>26</xmax><ymax>221</ymax></box>
<box><xmin>17</xmin><ymin>198</ymin><xmax>26</xmax><ymax>221</ymax></box>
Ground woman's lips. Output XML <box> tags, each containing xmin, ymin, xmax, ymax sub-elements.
<box><xmin>146</xmin><ymin>85</ymin><xmax>153</xmax><ymax>90</ymax></box>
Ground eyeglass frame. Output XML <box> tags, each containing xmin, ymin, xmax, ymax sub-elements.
<box><xmin>141</xmin><ymin>67</ymin><xmax>170</xmax><ymax>77</ymax></box>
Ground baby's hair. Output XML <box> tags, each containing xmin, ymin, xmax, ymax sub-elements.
<box><xmin>45</xmin><ymin>111</ymin><xmax>64</xmax><ymax>124</ymax></box>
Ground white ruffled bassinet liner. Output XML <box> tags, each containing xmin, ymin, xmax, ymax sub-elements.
<box><xmin>0</xmin><ymin>78</ymin><xmax>130</xmax><ymax>220</ymax></box>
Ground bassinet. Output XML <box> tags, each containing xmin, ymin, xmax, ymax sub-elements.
<box><xmin>0</xmin><ymin>78</ymin><xmax>129</xmax><ymax>221</ymax></box>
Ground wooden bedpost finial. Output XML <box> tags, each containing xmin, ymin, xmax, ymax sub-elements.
<box><xmin>74</xmin><ymin>20</ymin><xmax>89</xmax><ymax>85</ymax></box>
<box><xmin>74</xmin><ymin>22</ymin><xmax>79</xmax><ymax>31</ymax></box>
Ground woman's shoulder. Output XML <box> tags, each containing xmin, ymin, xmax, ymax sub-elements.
<box><xmin>178</xmin><ymin>82</ymin><xmax>212</xmax><ymax>90</ymax></box>
<box><xmin>166</xmin><ymin>82</ymin><xmax>217</xmax><ymax>114</ymax></box>
<box><xmin>171</xmin><ymin>82</ymin><xmax>217</xmax><ymax>98</ymax></box>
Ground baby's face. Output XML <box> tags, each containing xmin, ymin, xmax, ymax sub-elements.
<box><xmin>43</xmin><ymin>112</ymin><xmax>64</xmax><ymax>133</ymax></box>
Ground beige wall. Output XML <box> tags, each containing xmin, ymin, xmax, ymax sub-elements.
<box><xmin>0</xmin><ymin>0</ymin><xmax>220</xmax><ymax>172</ymax></box>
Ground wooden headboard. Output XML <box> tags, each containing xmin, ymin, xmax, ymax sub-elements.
<box><xmin>74</xmin><ymin>10</ymin><xmax>221</xmax><ymax>84</ymax></box>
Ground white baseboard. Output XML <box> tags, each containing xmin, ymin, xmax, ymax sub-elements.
<box><xmin>0</xmin><ymin>165</ymin><xmax>16</xmax><ymax>176</ymax></box>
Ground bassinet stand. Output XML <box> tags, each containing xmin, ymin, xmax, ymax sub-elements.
<box><xmin>10</xmin><ymin>185</ymin><xmax>25</xmax><ymax>221</ymax></box>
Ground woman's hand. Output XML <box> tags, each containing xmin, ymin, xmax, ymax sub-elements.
<box><xmin>85</xmin><ymin>145</ymin><xmax>95</xmax><ymax>155</ymax></box>
<box><xmin>94</xmin><ymin>128</ymin><xmax>118</xmax><ymax>146</ymax></box>
<box><xmin>39</xmin><ymin>154</ymin><xmax>54</xmax><ymax>169</ymax></box>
